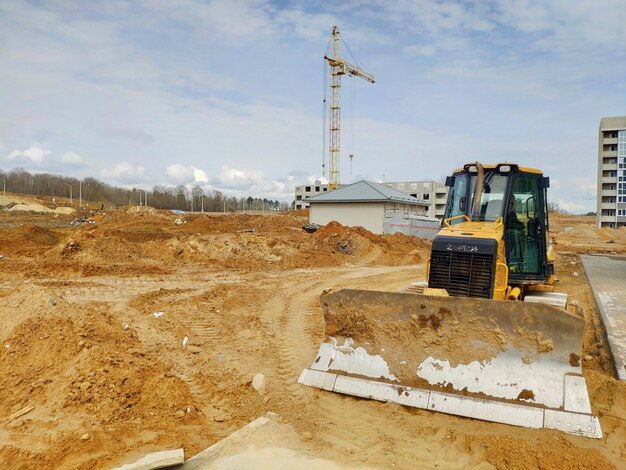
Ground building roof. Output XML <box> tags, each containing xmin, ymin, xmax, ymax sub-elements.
<box><xmin>600</xmin><ymin>116</ymin><xmax>626</xmax><ymax>131</ymax></box>
<box><xmin>307</xmin><ymin>180</ymin><xmax>426</xmax><ymax>204</ymax></box>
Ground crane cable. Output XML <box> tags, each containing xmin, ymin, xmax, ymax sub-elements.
<box><xmin>321</xmin><ymin>35</ymin><xmax>333</xmax><ymax>179</ymax></box>
<box><xmin>350</xmin><ymin>75</ymin><xmax>356</xmax><ymax>175</ymax></box>
<box><xmin>340</xmin><ymin>32</ymin><xmax>361</xmax><ymax>177</ymax></box>
<box><xmin>340</xmin><ymin>34</ymin><xmax>360</xmax><ymax>68</ymax></box>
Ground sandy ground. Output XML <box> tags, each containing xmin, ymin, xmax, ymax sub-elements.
<box><xmin>0</xmin><ymin>196</ymin><xmax>625</xmax><ymax>469</ymax></box>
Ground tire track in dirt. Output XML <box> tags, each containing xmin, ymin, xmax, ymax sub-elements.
<box><xmin>272</xmin><ymin>280</ymin><xmax>325</xmax><ymax>398</ymax></box>
<box><xmin>268</xmin><ymin>266</ymin><xmax>418</xmax><ymax>399</ymax></box>
<box><xmin>353</xmin><ymin>243</ymin><xmax>384</xmax><ymax>266</ymax></box>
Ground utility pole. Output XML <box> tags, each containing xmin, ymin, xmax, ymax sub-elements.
<box><xmin>1</xmin><ymin>178</ymin><xmax>5</xmax><ymax>203</ymax></box>
<box><xmin>69</xmin><ymin>185</ymin><xmax>73</xmax><ymax>205</ymax></box>
<box><xmin>223</xmin><ymin>198</ymin><xmax>226</xmax><ymax>214</ymax></box>
<box><xmin>79</xmin><ymin>181</ymin><xmax>82</xmax><ymax>207</ymax></box>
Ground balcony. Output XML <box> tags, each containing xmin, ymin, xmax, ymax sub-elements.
<box><xmin>602</xmin><ymin>176</ymin><xmax>616</xmax><ymax>184</ymax></box>
<box><xmin>601</xmin><ymin>189</ymin><xmax>616</xmax><ymax>197</ymax></box>
<box><xmin>603</xmin><ymin>137</ymin><xmax>618</xmax><ymax>145</ymax></box>
<box><xmin>602</xmin><ymin>163</ymin><xmax>617</xmax><ymax>171</ymax></box>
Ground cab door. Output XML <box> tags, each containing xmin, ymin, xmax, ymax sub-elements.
<box><xmin>505</xmin><ymin>172</ymin><xmax>548</xmax><ymax>281</ymax></box>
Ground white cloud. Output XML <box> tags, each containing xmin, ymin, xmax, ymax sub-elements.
<box><xmin>101</xmin><ymin>162</ymin><xmax>146</xmax><ymax>184</ymax></box>
<box><xmin>166</xmin><ymin>164</ymin><xmax>211</xmax><ymax>185</ymax></box>
<box><xmin>59</xmin><ymin>151</ymin><xmax>84</xmax><ymax>166</ymax></box>
<box><xmin>193</xmin><ymin>167</ymin><xmax>209</xmax><ymax>183</ymax></box>
<box><xmin>555</xmin><ymin>199</ymin><xmax>586</xmax><ymax>214</ymax></box>
<box><xmin>166</xmin><ymin>163</ymin><xmax>194</xmax><ymax>183</ymax></box>
<box><xmin>7</xmin><ymin>144</ymin><xmax>51</xmax><ymax>164</ymax></box>
<box><xmin>308</xmin><ymin>174</ymin><xmax>328</xmax><ymax>185</ymax></box>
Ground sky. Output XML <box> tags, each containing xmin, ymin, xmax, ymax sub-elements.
<box><xmin>1</xmin><ymin>0</ymin><xmax>625</xmax><ymax>211</ymax></box>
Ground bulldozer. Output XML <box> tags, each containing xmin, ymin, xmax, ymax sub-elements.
<box><xmin>299</xmin><ymin>162</ymin><xmax>602</xmax><ymax>438</ymax></box>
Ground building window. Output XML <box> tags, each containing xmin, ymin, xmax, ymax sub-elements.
<box><xmin>315</xmin><ymin>186</ymin><xmax>320</xmax><ymax>192</ymax></box>
<box><xmin>423</xmin><ymin>193</ymin><xmax>430</xmax><ymax>200</ymax></box>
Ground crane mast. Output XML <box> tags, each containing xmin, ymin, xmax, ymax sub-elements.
<box><xmin>325</xmin><ymin>26</ymin><xmax>374</xmax><ymax>191</ymax></box>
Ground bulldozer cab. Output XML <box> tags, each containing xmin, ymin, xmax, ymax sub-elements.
<box><xmin>444</xmin><ymin>163</ymin><xmax>550</xmax><ymax>282</ymax></box>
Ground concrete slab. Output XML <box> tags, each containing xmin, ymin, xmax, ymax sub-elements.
<box><xmin>581</xmin><ymin>254</ymin><xmax>626</xmax><ymax>381</ymax></box>
<box><xmin>180</xmin><ymin>413</ymin><xmax>365</xmax><ymax>470</ymax></box>
<box><xmin>111</xmin><ymin>448</ymin><xmax>184</xmax><ymax>470</ymax></box>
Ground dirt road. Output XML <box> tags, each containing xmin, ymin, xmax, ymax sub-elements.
<box><xmin>0</xmin><ymin>200</ymin><xmax>624</xmax><ymax>469</ymax></box>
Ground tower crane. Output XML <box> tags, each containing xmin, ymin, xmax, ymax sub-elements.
<box><xmin>325</xmin><ymin>26</ymin><xmax>375</xmax><ymax>191</ymax></box>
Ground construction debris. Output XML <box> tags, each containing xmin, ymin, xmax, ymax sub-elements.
<box><xmin>251</xmin><ymin>373</ymin><xmax>266</xmax><ymax>396</ymax></box>
<box><xmin>302</xmin><ymin>223</ymin><xmax>321</xmax><ymax>233</ymax></box>
<box><xmin>70</xmin><ymin>217</ymin><xmax>95</xmax><ymax>227</ymax></box>
<box><xmin>5</xmin><ymin>405</ymin><xmax>35</xmax><ymax>423</ymax></box>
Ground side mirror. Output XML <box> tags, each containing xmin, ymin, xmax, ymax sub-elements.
<box><xmin>459</xmin><ymin>196</ymin><xmax>466</xmax><ymax>212</ymax></box>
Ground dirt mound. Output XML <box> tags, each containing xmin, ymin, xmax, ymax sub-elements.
<box><xmin>316</xmin><ymin>220</ymin><xmax>351</xmax><ymax>238</ymax></box>
<box><xmin>0</xmin><ymin>224</ymin><xmax>62</xmax><ymax>259</ymax></box>
<box><xmin>0</xmin><ymin>286</ymin><xmax>205</xmax><ymax>469</ymax></box>
<box><xmin>42</xmin><ymin>213</ymin><xmax>429</xmax><ymax>274</ymax></box>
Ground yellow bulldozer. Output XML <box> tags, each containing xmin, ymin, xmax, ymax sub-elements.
<box><xmin>299</xmin><ymin>162</ymin><xmax>602</xmax><ymax>438</ymax></box>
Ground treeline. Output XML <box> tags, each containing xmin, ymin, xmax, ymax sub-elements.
<box><xmin>0</xmin><ymin>167</ymin><xmax>288</xmax><ymax>212</ymax></box>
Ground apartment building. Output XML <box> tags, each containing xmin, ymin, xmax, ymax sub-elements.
<box><xmin>381</xmin><ymin>180</ymin><xmax>448</xmax><ymax>219</ymax></box>
<box><xmin>295</xmin><ymin>179</ymin><xmax>448</xmax><ymax>219</ymax></box>
<box><xmin>597</xmin><ymin>116</ymin><xmax>626</xmax><ymax>228</ymax></box>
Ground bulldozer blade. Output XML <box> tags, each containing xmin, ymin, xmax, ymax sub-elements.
<box><xmin>299</xmin><ymin>289</ymin><xmax>602</xmax><ymax>438</ymax></box>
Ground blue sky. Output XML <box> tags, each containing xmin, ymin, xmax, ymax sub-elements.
<box><xmin>1</xmin><ymin>0</ymin><xmax>625</xmax><ymax>211</ymax></box>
